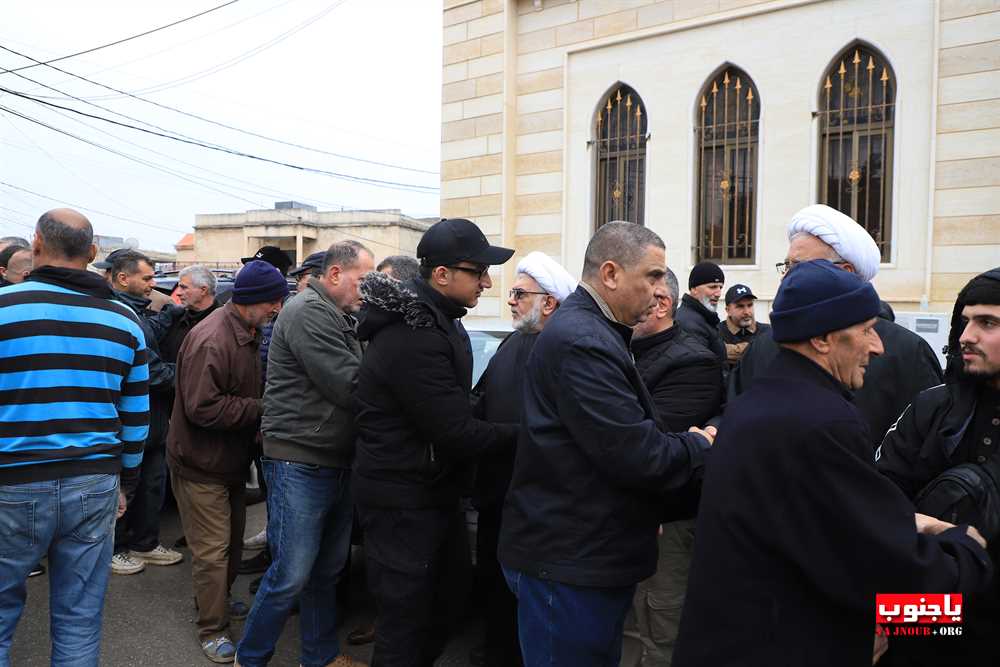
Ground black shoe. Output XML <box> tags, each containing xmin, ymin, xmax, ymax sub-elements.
<box><xmin>174</xmin><ymin>535</ymin><xmax>188</xmax><ymax>548</ymax></box>
<box><xmin>238</xmin><ymin>550</ymin><xmax>271</xmax><ymax>575</ymax></box>
<box><xmin>28</xmin><ymin>563</ymin><xmax>46</xmax><ymax>578</ymax></box>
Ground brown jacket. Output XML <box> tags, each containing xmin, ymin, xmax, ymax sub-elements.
<box><xmin>167</xmin><ymin>302</ymin><xmax>263</xmax><ymax>485</ymax></box>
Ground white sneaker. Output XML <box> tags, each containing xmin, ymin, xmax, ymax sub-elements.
<box><xmin>111</xmin><ymin>552</ymin><xmax>146</xmax><ymax>575</ymax></box>
<box><xmin>243</xmin><ymin>528</ymin><xmax>267</xmax><ymax>550</ymax></box>
<box><xmin>130</xmin><ymin>544</ymin><xmax>183</xmax><ymax>566</ymax></box>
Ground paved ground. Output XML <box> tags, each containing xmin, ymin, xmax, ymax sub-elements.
<box><xmin>10</xmin><ymin>502</ymin><xmax>481</xmax><ymax>666</ymax></box>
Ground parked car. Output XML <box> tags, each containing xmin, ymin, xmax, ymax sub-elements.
<box><xmin>465</xmin><ymin>319</ymin><xmax>512</xmax><ymax>385</ymax></box>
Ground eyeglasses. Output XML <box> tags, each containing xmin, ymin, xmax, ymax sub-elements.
<box><xmin>776</xmin><ymin>259</ymin><xmax>849</xmax><ymax>276</ymax></box>
<box><xmin>509</xmin><ymin>288</ymin><xmax>548</xmax><ymax>301</ymax></box>
<box><xmin>447</xmin><ymin>265</ymin><xmax>490</xmax><ymax>279</ymax></box>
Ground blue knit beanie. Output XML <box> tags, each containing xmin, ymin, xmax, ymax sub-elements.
<box><xmin>232</xmin><ymin>260</ymin><xmax>289</xmax><ymax>305</ymax></box>
<box><xmin>770</xmin><ymin>259</ymin><xmax>880</xmax><ymax>342</ymax></box>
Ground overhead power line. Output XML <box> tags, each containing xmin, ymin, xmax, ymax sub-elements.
<box><xmin>0</xmin><ymin>43</ymin><xmax>439</xmax><ymax>176</ymax></box>
<box><xmin>0</xmin><ymin>1</ymin><xmax>241</xmax><ymax>75</ymax></box>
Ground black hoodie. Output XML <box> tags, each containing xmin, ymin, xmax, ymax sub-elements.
<box><xmin>352</xmin><ymin>273</ymin><xmax>518</xmax><ymax>509</ymax></box>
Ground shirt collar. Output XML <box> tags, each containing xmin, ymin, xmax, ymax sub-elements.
<box><xmin>223</xmin><ymin>301</ymin><xmax>259</xmax><ymax>346</ymax></box>
<box><xmin>580</xmin><ymin>281</ymin><xmax>627</xmax><ymax>326</ymax></box>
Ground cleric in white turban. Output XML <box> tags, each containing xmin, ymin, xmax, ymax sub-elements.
<box><xmin>787</xmin><ymin>204</ymin><xmax>882</xmax><ymax>282</ymax></box>
<box><xmin>516</xmin><ymin>251</ymin><xmax>577</xmax><ymax>303</ymax></box>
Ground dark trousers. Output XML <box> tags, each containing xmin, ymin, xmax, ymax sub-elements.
<box><xmin>114</xmin><ymin>444</ymin><xmax>167</xmax><ymax>553</ymax></box>
<box><xmin>503</xmin><ymin>567</ymin><xmax>634</xmax><ymax>667</ymax></box>
<box><xmin>476</xmin><ymin>505</ymin><xmax>523</xmax><ymax>667</ymax></box>
<box><xmin>358</xmin><ymin>504</ymin><xmax>471</xmax><ymax>667</ymax></box>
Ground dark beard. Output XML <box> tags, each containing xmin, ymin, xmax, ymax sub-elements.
<box><xmin>957</xmin><ymin>360</ymin><xmax>1000</xmax><ymax>386</ymax></box>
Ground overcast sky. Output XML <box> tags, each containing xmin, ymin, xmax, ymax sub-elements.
<box><xmin>0</xmin><ymin>0</ymin><xmax>443</xmax><ymax>252</ymax></box>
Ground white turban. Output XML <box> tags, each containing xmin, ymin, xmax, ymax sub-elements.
<box><xmin>787</xmin><ymin>204</ymin><xmax>882</xmax><ymax>282</ymax></box>
<box><xmin>516</xmin><ymin>252</ymin><xmax>577</xmax><ymax>302</ymax></box>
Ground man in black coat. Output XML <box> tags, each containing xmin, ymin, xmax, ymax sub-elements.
<box><xmin>876</xmin><ymin>267</ymin><xmax>1000</xmax><ymax>667</ymax></box>
<box><xmin>674</xmin><ymin>260</ymin><xmax>726</xmax><ymax>364</ymax></box>
<box><xmin>728</xmin><ymin>206</ymin><xmax>942</xmax><ymax>447</ymax></box>
<box><xmin>471</xmin><ymin>251</ymin><xmax>576</xmax><ymax>667</ymax></box>
<box><xmin>674</xmin><ymin>260</ymin><xmax>992</xmax><ymax>667</ymax></box>
<box><xmin>353</xmin><ymin>218</ymin><xmax>518</xmax><ymax>667</ymax></box>
<box><xmin>622</xmin><ymin>265</ymin><xmax>723</xmax><ymax>667</ymax></box>
<box><xmin>718</xmin><ymin>283</ymin><xmax>771</xmax><ymax>372</ymax></box>
<box><xmin>500</xmin><ymin>222</ymin><xmax>715</xmax><ymax>667</ymax></box>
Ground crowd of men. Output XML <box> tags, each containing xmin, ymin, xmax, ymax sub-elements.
<box><xmin>0</xmin><ymin>204</ymin><xmax>998</xmax><ymax>667</ymax></box>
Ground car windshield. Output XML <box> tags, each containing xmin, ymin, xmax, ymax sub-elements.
<box><xmin>468</xmin><ymin>330</ymin><xmax>509</xmax><ymax>385</ymax></box>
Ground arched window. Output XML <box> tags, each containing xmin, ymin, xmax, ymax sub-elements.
<box><xmin>695</xmin><ymin>66</ymin><xmax>760</xmax><ymax>264</ymax></box>
<box><xmin>593</xmin><ymin>84</ymin><xmax>647</xmax><ymax>228</ymax></box>
<box><xmin>818</xmin><ymin>43</ymin><xmax>895</xmax><ymax>262</ymax></box>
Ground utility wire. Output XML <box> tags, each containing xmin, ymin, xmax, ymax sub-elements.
<box><xmin>0</xmin><ymin>1</ymin><xmax>241</xmax><ymax>75</ymax></box>
<box><xmin>0</xmin><ymin>43</ymin><xmax>440</xmax><ymax>175</ymax></box>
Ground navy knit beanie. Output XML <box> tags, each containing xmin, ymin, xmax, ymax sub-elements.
<box><xmin>232</xmin><ymin>260</ymin><xmax>289</xmax><ymax>305</ymax></box>
<box><xmin>770</xmin><ymin>260</ymin><xmax>880</xmax><ymax>342</ymax></box>
<box><xmin>688</xmin><ymin>261</ymin><xmax>725</xmax><ymax>289</ymax></box>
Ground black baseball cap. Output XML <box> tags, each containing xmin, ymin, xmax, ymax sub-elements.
<box><xmin>93</xmin><ymin>248</ymin><xmax>130</xmax><ymax>271</ymax></box>
<box><xmin>288</xmin><ymin>251</ymin><xmax>325</xmax><ymax>278</ymax></box>
<box><xmin>241</xmin><ymin>245</ymin><xmax>292</xmax><ymax>275</ymax></box>
<box><xmin>725</xmin><ymin>284</ymin><xmax>757</xmax><ymax>305</ymax></box>
<box><xmin>417</xmin><ymin>218</ymin><xmax>514</xmax><ymax>268</ymax></box>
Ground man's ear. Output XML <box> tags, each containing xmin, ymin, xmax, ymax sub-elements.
<box><xmin>809</xmin><ymin>333</ymin><xmax>833</xmax><ymax>355</ymax></box>
<box><xmin>599</xmin><ymin>260</ymin><xmax>619</xmax><ymax>290</ymax></box>
<box><xmin>842</xmin><ymin>263</ymin><xmax>857</xmax><ymax>274</ymax></box>
<box><xmin>541</xmin><ymin>295</ymin><xmax>559</xmax><ymax>316</ymax></box>
<box><xmin>431</xmin><ymin>265</ymin><xmax>450</xmax><ymax>286</ymax></box>
<box><xmin>87</xmin><ymin>243</ymin><xmax>97</xmax><ymax>264</ymax></box>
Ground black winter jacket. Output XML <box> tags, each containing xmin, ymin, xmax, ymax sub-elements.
<box><xmin>499</xmin><ymin>286</ymin><xmax>711</xmax><ymax>588</ymax></box>
<box><xmin>674</xmin><ymin>293</ymin><xmax>725</xmax><ymax>364</ymax></box>
<box><xmin>352</xmin><ymin>274</ymin><xmax>518</xmax><ymax>509</ymax></box>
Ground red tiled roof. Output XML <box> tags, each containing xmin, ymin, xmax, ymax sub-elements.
<box><xmin>175</xmin><ymin>233</ymin><xmax>194</xmax><ymax>250</ymax></box>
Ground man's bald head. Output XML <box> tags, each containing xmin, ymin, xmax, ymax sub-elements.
<box><xmin>34</xmin><ymin>208</ymin><xmax>96</xmax><ymax>269</ymax></box>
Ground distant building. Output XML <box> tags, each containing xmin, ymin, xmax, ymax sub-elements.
<box><xmin>176</xmin><ymin>202</ymin><xmax>432</xmax><ymax>268</ymax></box>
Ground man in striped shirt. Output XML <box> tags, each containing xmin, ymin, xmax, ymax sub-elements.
<box><xmin>0</xmin><ymin>209</ymin><xmax>149</xmax><ymax>667</ymax></box>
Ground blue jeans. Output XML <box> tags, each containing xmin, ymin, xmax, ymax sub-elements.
<box><xmin>503</xmin><ymin>567</ymin><xmax>635</xmax><ymax>667</ymax></box>
<box><xmin>0</xmin><ymin>474</ymin><xmax>119</xmax><ymax>667</ymax></box>
<box><xmin>236</xmin><ymin>459</ymin><xmax>353</xmax><ymax>667</ymax></box>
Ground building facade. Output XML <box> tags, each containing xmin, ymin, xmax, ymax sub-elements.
<box><xmin>441</xmin><ymin>0</ymin><xmax>1000</xmax><ymax>319</ymax></box>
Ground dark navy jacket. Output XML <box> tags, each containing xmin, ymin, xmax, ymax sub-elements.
<box><xmin>499</xmin><ymin>286</ymin><xmax>711</xmax><ymax>588</ymax></box>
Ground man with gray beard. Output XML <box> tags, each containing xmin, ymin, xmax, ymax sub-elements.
<box><xmin>470</xmin><ymin>251</ymin><xmax>576</xmax><ymax>667</ymax></box>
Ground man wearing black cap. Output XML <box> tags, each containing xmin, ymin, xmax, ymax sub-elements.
<box><xmin>242</xmin><ymin>245</ymin><xmax>293</xmax><ymax>276</ymax></box>
<box><xmin>288</xmin><ymin>251</ymin><xmax>325</xmax><ymax>294</ymax></box>
<box><xmin>674</xmin><ymin>260</ymin><xmax>992</xmax><ymax>667</ymax></box>
<box><xmin>675</xmin><ymin>261</ymin><xmax>726</xmax><ymax>364</ymax></box>
<box><xmin>876</xmin><ymin>267</ymin><xmax>1000</xmax><ymax>667</ymax></box>
<box><xmin>718</xmin><ymin>283</ymin><xmax>770</xmax><ymax>371</ymax></box>
<box><xmin>352</xmin><ymin>218</ymin><xmax>519</xmax><ymax>667</ymax></box>
<box><xmin>93</xmin><ymin>247</ymin><xmax>129</xmax><ymax>283</ymax></box>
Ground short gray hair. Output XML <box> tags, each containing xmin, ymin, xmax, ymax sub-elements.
<box><xmin>323</xmin><ymin>240</ymin><xmax>371</xmax><ymax>272</ymax></box>
<box><xmin>179</xmin><ymin>265</ymin><xmax>217</xmax><ymax>295</ymax></box>
<box><xmin>376</xmin><ymin>255</ymin><xmax>419</xmax><ymax>281</ymax></box>
<box><xmin>582</xmin><ymin>221</ymin><xmax>665</xmax><ymax>279</ymax></box>
<box><xmin>663</xmin><ymin>266</ymin><xmax>680</xmax><ymax>318</ymax></box>
<box><xmin>0</xmin><ymin>236</ymin><xmax>29</xmax><ymax>247</ymax></box>
<box><xmin>36</xmin><ymin>212</ymin><xmax>92</xmax><ymax>260</ymax></box>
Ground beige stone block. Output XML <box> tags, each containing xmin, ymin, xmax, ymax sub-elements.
<box><xmin>518</xmin><ymin>3</ymin><xmax>578</xmax><ymax>33</ymax></box>
<box><xmin>557</xmin><ymin>19</ymin><xmax>595</xmax><ymax>45</ymax></box>
<box><xmin>516</xmin><ymin>213</ymin><xmax>563</xmax><ymax>235</ymax></box>
<box><xmin>483</xmin><ymin>0</ymin><xmax>505</xmax><ymax>15</ymax></box>
<box><xmin>934</xmin><ymin>185</ymin><xmax>1000</xmax><ymax>216</ymax></box>
<box><xmin>517</xmin><ymin>171</ymin><xmax>563</xmax><ymax>194</ymax></box>
<box><xmin>519</xmin><ymin>28</ymin><xmax>557</xmax><ymax>53</ymax></box>
<box><xmin>488</xmin><ymin>133</ymin><xmax>505</xmax><ymax>154</ymax></box>
<box><xmin>579</xmin><ymin>0</ymin><xmax>656</xmax><ymax>20</ymax></box>
<box><xmin>940</xmin><ymin>70</ymin><xmax>1000</xmax><ymax>105</ymax></box>
<box><xmin>638</xmin><ymin>1</ymin><xmax>675</xmax><ymax>27</ymax></box>
<box><xmin>476</xmin><ymin>113</ymin><xmax>503</xmax><ymax>136</ymax></box>
<box><xmin>517</xmin><ymin>67</ymin><xmax>563</xmax><ymax>94</ymax></box>
<box><xmin>444</xmin><ymin>23</ymin><xmax>468</xmax><ymax>46</ymax></box>
<box><xmin>463</xmin><ymin>93</ymin><xmax>504</xmax><ymax>118</ymax></box>
<box><xmin>517</xmin><ymin>0</ymin><xmax>575</xmax><ymax>13</ymax></box>
<box><xmin>518</xmin><ymin>48</ymin><xmax>565</xmax><ymax>75</ymax></box>
<box><xmin>517</xmin><ymin>109</ymin><xmax>563</xmax><ymax>134</ymax></box>
<box><xmin>933</xmin><ymin>243</ymin><xmax>1000</xmax><ymax>272</ymax></box>
<box><xmin>517</xmin><ymin>130</ymin><xmax>563</xmax><ymax>154</ymax></box>
<box><xmin>936</xmin><ymin>156</ymin><xmax>1000</xmax><ymax>189</ymax></box>
<box><xmin>481</xmin><ymin>175</ymin><xmax>503</xmax><ymax>196</ymax></box>
<box><xmin>468</xmin><ymin>53</ymin><xmax>504</xmax><ymax>78</ymax></box>
<box><xmin>941</xmin><ymin>10</ymin><xmax>1000</xmax><ymax>49</ymax></box>
<box><xmin>480</xmin><ymin>32</ymin><xmax>505</xmax><ymax>55</ymax></box>
<box><xmin>469</xmin><ymin>11</ymin><xmax>505</xmax><ymax>38</ymax></box>
<box><xmin>939</xmin><ymin>40</ymin><xmax>1000</xmax><ymax>77</ymax></box>
<box><xmin>595</xmin><ymin>10</ymin><xmax>638</xmax><ymax>38</ymax></box>
<box><xmin>932</xmin><ymin>272</ymin><xmax>979</xmax><ymax>302</ymax></box>
<box><xmin>469</xmin><ymin>194</ymin><xmax>503</xmax><ymax>216</ymax></box>
<box><xmin>441</xmin><ymin>154</ymin><xmax>503</xmax><ymax>180</ymax></box>
<box><xmin>938</xmin><ymin>98</ymin><xmax>1000</xmax><ymax>133</ymax></box>
<box><xmin>442</xmin><ymin>118</ymin><xmax>478</xmax><ymax>142</ymax></box>
<box><xmin>441</xmin><ymin>177</ymin><xmax>483</xmax><ymax>199</ymax></box>
<box><xmin>513</xmin><ymin>233</ymin><xmax>562</xmax><ymax>256</ymax></box>
<box><xmin>443</xmin><ymin>62</ymin><xmax>469</xmax><ymax>84</ymax></box>
<box><xmin>444</xmin><ymin>1</ymin><xmax>482</xmax><ymax>26</ymax></box>
<box><xmin>942</xmin><ymin>0</ymin><xmax>1000</xmax><ymax>20</ymax></box>
<box><xmin>443</xmin><ymin>79</ymin><xmax>478</xmax><ymax>104</ymax></box>
<box><xmin>443</xmin><ymin>101</ymin><xmax>464</xmax><ymax>123</ymax></box>
<box><xmin>444</xmin><ymin>39</ymin><xmax>482</xmax><ymax>65</ymax></box>
<box><xmin>937</xmin><ymin>128</ymin><xmax>1000</xmax><ymax>160</ymax></box>
<box><xmin>440</xmin><ymin>197</ymin><xmax>471</xmax><ymax>218</ymax></box>
<box><xmin>517</xmin><ymin>150</ymin><xmax>563</xmax><ymax>174</ymax></box>
<box><xmin>476</xmin><ymin>72</ymin><xmax>505</xmax><ymax>97</ymax></box>
<box><xmin>445</xmin><ymin>0</ymin><xmax>473</xmax><ymax>9</ymax></box>
<box><xmin>516</xmin><ymin>192</ymin><xmax>563</xmax><ymax>215</ymax></box>
<box><xmin>518</xmin><ymin>89</ymin><xmax>563</xmax><ymax>114</ymax></box>
<box><xmin>934</xmin><ymin>214</ymin><xmax>1000</xmax><ymax>244</ymax></box>
<box><xmin>442</xmin><ymin>136</ymin><xmax>490</xmax><ymax>161</ymax></box>
<box><xmin>720</xmin><ymin>0</ymin><xmax>765</xmax><ymax>9</ymax></box>
<box><xmin>674</xmin><ymin>0</ymin><xmax>720</xmax><ymax>20</ymax></box>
